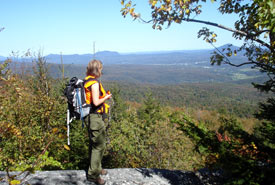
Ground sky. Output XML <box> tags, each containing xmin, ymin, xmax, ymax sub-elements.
<box><xmin>0</xmin><ymin>0</ymin><xmax>244</xmax><ymax>56</ymax></box>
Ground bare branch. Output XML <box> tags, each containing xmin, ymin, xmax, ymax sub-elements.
<box><xmin>182</xmin><ymin>18</ymin><xmax>270</xmax><ymax>49</ymax></box>
<box><xmin>210</xmin><ymin>42</ymin><xmax>255</xmax><ymax>67</ymax></box>
<box><xmin>226</xmin><ymin>61</ymin><xmax>255</xmax><ymax>67</ymax></box>
<box><xmin>210</xmin><ymin>42</ymin><xmax>231</xmax><ymax>62</ymax></box>
<box><xmin>136</xmin><ymin>15</ymin><xmax>270</xmax><ymax>49</ymax></box>
<box><xmin>137</xmin><ymin>17</ymin><xmax>153</xmax><ymax>24</ymax></box>
<box><xmin>252</xmin><ymin>29</ymin><xmax>270</xmax><ymax>36</ymax></box>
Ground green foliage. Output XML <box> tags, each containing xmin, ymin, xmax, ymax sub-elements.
<box><xmin>255</xmin><ymin>97</ymin><xmax>275</xmax><ymax>122</ymax></box>
<box><xmin>119</xmin><ymin>3</ymin><xmax>275</xmax><ymax>182</ymax></box>
<box><xmin>175</xmin><ymin>113</ymin><xmax>275</xmax><ymax>184</ymax></box>
<box><xmin>1</xmin><ymin>58</ymin><xmax>204</xmax><ymax>173</ymax></box>
<box><xmin>0</xmin><ymin>55</ymin><xmax>66</xmax><ymax>172</ymax></box>
<box><xmin>0</xmin><ymin>59</ymin><xmax>12</xmax><ymax>79</ymax></box>
<box><xmin>121</xmin><ymin>0</ymin><xmax>275</xmax><ymax>124</ymax></box>
<box><xmin>108</xmin><ymin>86</ymin><xmax>128</xmax><ymax>122</ymax></box>
<box><xmin>254</xmin><ymin>121</ymin><xmax>275</xmax><ymax>150</ymax></box>
<box><xmin>106</xmin><ymin>81</ymin><xmax>269</xmax><ymax>118</ymax></box>
<box><xmin>2</xmin><ymin>52</ymin><xmax>274</xmax><ymax>185</ymax></box>
<box><xmin>57</xmin><ymin>120</ymin><xmax>89</xmax><ymax>170</ymax></box>
<box><xmin>137</xmin><ymin>92</ymin><xmax>163</xmax><ymax>124</ymax></box>
<box><xmin>104</xmin><ymin>91</ymin><xmax>201</xmax><ymax>170</ymax></box>
<box><xmin>31</xmin><ymin>53</ymin><xmax>52</xmax><ymax>96</ymax></box>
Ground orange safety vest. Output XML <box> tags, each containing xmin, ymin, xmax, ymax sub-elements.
<box><xmin>84</xmin><ymin>75</ymin><xmax>110</xmax><ymax>114</ymax></box>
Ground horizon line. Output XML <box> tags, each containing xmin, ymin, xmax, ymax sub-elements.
<box><xmin>0</xmin><ymin>43</ymin><xmax>237</xmax><ymax>57</ymax></box>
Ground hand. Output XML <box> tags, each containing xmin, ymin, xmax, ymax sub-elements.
<box><xmin>105</xmin><ymin>94</ymin><xmax>112</xmax><ymax>100</ymax></box>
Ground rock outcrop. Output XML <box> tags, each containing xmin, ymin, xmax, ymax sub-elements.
<box><xmin>0</xmin><ymin>168</ymin><xmax>223</xmax><ymax>185</ymax></box>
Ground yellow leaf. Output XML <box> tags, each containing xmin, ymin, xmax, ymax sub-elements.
<box><xmin>52</xmin><ymin>127</ymin><xmax>59</xmax><ymax>134</ymax></box>
<box><xmin>129</xmin><ymin>8</ymin><xmax>134</xmax><ymax>14</ymax></box>
<box><xmin>251</xmin><ymin>142</ymin><xmax>257</xmax><ymax>150</ymax></box>
<box><xmin>64</xmin><ymin>144</ymin><xmax>70</xmax><ymax>151</ymax></box>
<box><xmin>185</xmin><ymin>9</ymin><xmax>190</xmax><ymax>14</ymax></box>
<box><xmin>263</xmin><ymin>55</ymin><xmax>269</xmax><ymax>60</ymax></box>
<box><xmin>121</xmin><ymin>0</ymin><xmax>124</xmax><ymax>5</ymax></box>
<box><xmin>152</xmin><ymin>0</ymin><xmax>157</xmax><ymax>6</ymax></box>
<box><xmin>10</xmin><ymin>180</ymin><xmax>21</xmax><ymax>185</ymax></box>
<box><xmin>212</xmin><ymin>33</ymin><xmax>217</xmax><ymax>38</ymax></box>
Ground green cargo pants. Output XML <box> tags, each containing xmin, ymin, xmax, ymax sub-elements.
<box><xmin>86</xmin><ymin>113</ymin><xmax>106</xmax><ymax>180</ymax></box>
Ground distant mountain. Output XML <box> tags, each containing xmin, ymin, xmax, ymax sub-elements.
<box><xmin>0</xmin><ymin>56</ymin><xmax>7</xmax><ymax>61</ymax></box>
<box><xmin>45</xmin><ymin>51</ymin><xmax>120</xmax><ymax>64</ymax></box>
<box><xmin>44</xmin><ymin>45</ymin><xmax>245</xmax><ymax>65</ymax></box>
<box><xmin>5</xmin><ymin>44</ymin><xmax>245</xmax><ymax>66</ymax></box>
<box><xmin>46</xmin><ymin>54</ymin><xmax>93</xmax><ymax>64</ymax></box>
<box><xmin>216</xmin><ymin>43</ymin><xmax>240</xmax><ymax>51</ymax></box>
<box><xmin>95</xmin><ymin>51</ymin><xmax>120</xmax><ymax>57</ymax></box>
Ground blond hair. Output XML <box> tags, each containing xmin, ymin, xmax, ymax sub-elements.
<box><xmin>86</xmin><ymin>59</ymin><xmax>103</xmax><ymax>77</ymax></box>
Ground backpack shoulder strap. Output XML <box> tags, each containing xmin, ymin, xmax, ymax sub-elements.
<box><xmin>84</xmin><ymin>76</ymin><xmax>99</xmax><ymax>89</ymax></box>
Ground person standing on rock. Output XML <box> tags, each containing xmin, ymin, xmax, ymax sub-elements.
<box><xmin>84</xmin><ymin>59</ymin><xmax>112</xmax><ymax>185</ymax></box>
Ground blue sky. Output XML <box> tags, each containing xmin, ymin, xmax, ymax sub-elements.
<box><xmin>0</xmin><ymin>0</ymin><xmax>243</xmax><ymax>56</ymax></box>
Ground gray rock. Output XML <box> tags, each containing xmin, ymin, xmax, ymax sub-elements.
<box><xmin>0</xmin><ymin>168</ymin><xmax>223</xmax><ymax>185</ymax></box>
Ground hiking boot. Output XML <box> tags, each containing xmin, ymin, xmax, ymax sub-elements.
<box><xmin>87</xmin><ymin>177</ymin><xmax>106</xmax><ymax>185</ymax></box>
<box><xmin>101</xmin><ymin>169</ymin><xmax>108</xmax><ymax>175</ymax></box>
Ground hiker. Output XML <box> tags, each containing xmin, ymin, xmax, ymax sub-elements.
<box><xmin>84</xmin><ymin>59</ymin><xmax>112</xmax><ymax>185</ymax></box>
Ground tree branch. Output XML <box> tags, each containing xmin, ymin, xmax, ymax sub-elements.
<box><xmin>226</xmin><ymin>61</ymin><xmax>255</xmax><ymax>67</ymax></box>
<box><xmin>210</xmin><ymin>42</ymin><xmax>255</xmax><ymax>67</ymax></box>
<box><xmin>136</xmin><ymin>15</ymin><xmax>270</xmax><ymax>49</ymax></box>
<box><xmin>182</xmin><ymin>18</ymin><xmax>270</xmax><ymax>49</ymax></box>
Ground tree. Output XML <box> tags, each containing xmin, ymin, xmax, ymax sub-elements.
<box><xmin>121</xmin><ymin>1</ymin><xmax>275</xmax><ymax>183</ymax></box>
<box><xmin>121</xmin><ymin>0</ymin><xmax>275</xmax><ymax>119</ymax></box>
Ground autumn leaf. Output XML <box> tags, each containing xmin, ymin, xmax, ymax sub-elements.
<box><xmin>129</xmin><ymin>8</ymin><xmax>135</xmax><ymax>14</ymax></box>
<box><xmin>152</xmin><ymin>0</ymin><xmax>157</xmax><ymax>6</ymax></box>
<box><xmin>10</xmin><ymin>180</ymin><xmax>21</xmax><ymax>185</ymax></box>
<box><xmin>64</xmin><ymin>144</ymin><xmax>70</xmax><ymax>151</ymax></box>
<box><xmin>52</xmin><ymin>127</ymin><xmax>59</xmax><ymax>134</ymax></box>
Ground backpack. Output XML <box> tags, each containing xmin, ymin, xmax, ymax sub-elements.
<box><xmin>64</xmin><ymin>77</ymin><xmax>91</xmax><ymax>145</ymax></box>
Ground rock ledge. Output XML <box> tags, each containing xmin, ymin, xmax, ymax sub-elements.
<box><xmin>0</xmin><ymin>168</ymin><xmax>223</xmax><ymax>185</ymax></box>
